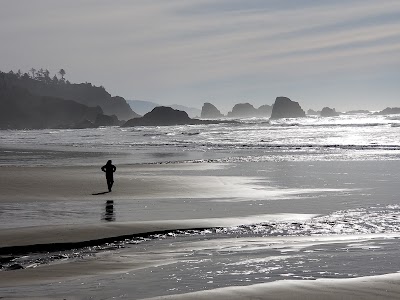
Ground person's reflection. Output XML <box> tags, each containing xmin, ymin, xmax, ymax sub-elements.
<box><xmin>103</xmin><ymin>200</ymin><xmax>115</xmax><ymax>222</ymax></box>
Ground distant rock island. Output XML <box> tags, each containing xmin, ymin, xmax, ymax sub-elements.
<box><xmin>344</xmin><ymin>110</ymin><xmax>370</xmax><ymax>114</ymax></box>
<box><xmin>200</xmin><ymin>102</ymin><xmax>272</xmax><ymax>119</ymax></box>
<box><xmin>127</xmin><ymin>100</ymin><xmax>201</xmax><ymax>118</ymax></box>
<box><xmin>320</xmin><ymin>107</ymin><xmax>339</xmax><ymax>117</ymax></box>
<box><xmin>308</xmin><ymin>108</ymin><xmax>370</xmax><ymax>116</ymax></box>
<box><xmin>227</xmin><ymin>103</ymin><xmax>272</xmax><ymax>118</ymax></box>
<box><xmin>307</xmin><ymin>109</ymin><xmax>319</xmax><ymax>115</ymax></box>
<box><xmin>123</xmin><ymin>106</ymin><xmax>236</xmax><ymax>127</ymax></box>
<box><xmin>201</xmin><ymin>102</ymin><xmax>224</xmax><ymax>118</ymax></box>
<box><xmin>270</xmin><ymin>97</ymin><xmax>306</xmax><ymax>119</ymax></box>
<box><xmin>0</xmin><ymin>69</ymin><xmax>139</xmax><ymax>129</ymax></box>
<box><xmin>374</xmin><ymin>107</ymin><xmax>400</xmax><ymax>115</ymax></box>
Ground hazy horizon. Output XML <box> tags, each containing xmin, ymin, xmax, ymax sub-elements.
<box><xmin>1</xmin><ymin>0</ymin><xmax>399</xmax><ymax>112</ymax></box>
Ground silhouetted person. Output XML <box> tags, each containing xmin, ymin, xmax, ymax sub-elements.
<box><xmin>101</xmin><ymin>160</ymin><xmax>116</xmax><ymax>192</ymax></box>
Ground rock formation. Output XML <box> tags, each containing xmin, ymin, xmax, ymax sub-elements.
<box><xmin>123</xmin><ymin>106</ymin><xmax>237</xmax><ymax>127</ymax></box>
<box><xmin>228</xmin><ymin>103</ymin><xmax>258</xmax><ymax>118</ymax></box>
<box><xmin>345</xmin><ymin>110</ymin><xmax>370</xmax><ymax>114</ymax></box>
<box><xmin>226</xmin><ymin>103</ymin><xmax>272</xmax><ymax>118</ymax></box>
<box><xmin>320</xmin><ymin>107</ymin><xmax>339</xmax><ymax>117</ymax></box>
<box><xmin>374</xmin><ymin>107</ymin><xmax>400</xmax><ymax>115</ymax></box>
<box><xmin>94</xmin><ymin>114</ymin><xmax>122</xmax><ymax>127</ymax></box>
<box><xmin>201</xmin><ymin>102</ymin><xmax>224</xmax><ymax>118</ymax></box>
<box><xmin>0</xmin><ymin>86</ymin><xmax>105</xmax><ymax>129</ymax></box>
<box><xmin>257</xmin><ymin>104</ymin><xmax>272</xmax><ymax>117</ymax></box>
<box><xmin>307</xmin><ymin>109</ymin><xmax>319</xmax><ymax>115</ymax></box>
<box><xmin>0</xmin><ymin>71</ymin><xmax>139</xmax><ymax>121</ymax></box>
<box><xmin>270</xmin><ymin>97</ymin><xmax>306</xmax><ymax>119</ymax></box>
<box><xmin>169</xmin><ymin>104</ymin><xmax>202</xmax><ymax>118</ymax></box>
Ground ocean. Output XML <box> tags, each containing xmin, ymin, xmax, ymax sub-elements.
<box><xmin>1</xmin><ymin>113</ymin><xmax>400</xmax><ymax>299</ymax></box>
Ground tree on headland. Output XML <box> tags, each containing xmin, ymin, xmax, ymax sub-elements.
<box><xmin>29</xmin><ymin>68</ymin><xmax>36</xmax><ymax>78</ymax></box>
<box><xmin>58</xmin><ymin>69</ymin><xmax>66</xmax><ymax>80</ymax></box>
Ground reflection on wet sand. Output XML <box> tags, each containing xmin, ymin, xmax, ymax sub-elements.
<box><xmin>103</xmin><ymin>200</ymin><xmax>115</xmax><ymax>222</ymax></box>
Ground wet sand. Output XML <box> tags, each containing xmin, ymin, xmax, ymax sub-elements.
<box><xmin>0</xmin><ymin>163</ymin><xmax>288</xmax><ymax>203</ymax></box>
<box><xmin>2</xmin><ymin>162</ymin><xmax>400</xmax><ymax>299</ymax></box>
<box><xmin>146</xmin><ymin>273</ymin><xmax>400</xmax><ymax>300</ymax></box>
<box><xmin>0</xmin><ymin>163</ymin><xmax>317</xmax><ymax>288</ymax></box>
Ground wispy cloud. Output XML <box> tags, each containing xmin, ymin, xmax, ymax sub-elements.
<box><xmin>1</xmin><ymin>0</ymin><xmax>399</xmax><ymax>109</ymax></box>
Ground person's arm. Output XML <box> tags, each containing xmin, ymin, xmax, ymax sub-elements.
<box><xmin>113</xmin><ymin>165</ymin><xmax>116</xmax><ymax>172</ymax></box>
<box><xmin>101</xmin><ymin>165</ymin><xmax>106</xmax><ymax>172</ymax></box>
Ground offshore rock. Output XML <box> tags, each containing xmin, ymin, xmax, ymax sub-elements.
<box><xmin>228</xmin><ymin>103</ymin><xmax>258</xmax><ymax>118</ymax></box>
<box><xmin>257</xmin><ymin>104</ymin><xmax>272</xmax><ymax>117</ymax></box>
<box><xmin>345</xmin><ymin>110</ymin><xmax>370</xmax><ymax>114</ymax></box>
<box><xmin>270</xmin><ymin>97</ymin><xmax>306</xmax><ymax>119</ymax></box>
<box><xmin>374</xmin><ymin>107</ymin><xmax>400</xmax><ymax>115</ymax></box>
<box><xmin>94</xmin><ymin>114</ymin><xmax>121</xmax><ymax>126</ymax></box>
<box><xmin>320</xmin><ymin>107</ymin><xmax>339</xmax><ymax>117</ymax></box>
<box><xmin>123</xmin><ymin>106</ymin><xmax>237</xmax><ymax>127</ymax></box>
<box><xmin>307</xmin><ymin>109</ymin><xmax>319</xmax><ymax>115</ymax></box>
<box><xmin>201</xmin><ymin>102</ymin><xmax>224</xmax><ymax>118</ymax></box>
<box><xmin>123</xmin><ymin>106</ymin><xmax>191</xmax><ymax>126</ymax></box>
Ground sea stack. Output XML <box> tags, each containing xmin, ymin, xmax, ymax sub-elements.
<box><xmin>270</xmin><ymin>97</ymin><xmax>306</xmax><ymax>119</ymax></box>
<box><xmin>123</xmin><ymin>106</ymin><xmax>191</xmax><ymax>126</ymax></box>
<box><xmin>227</xmin><ymin>103</ymin><xmax>259</xmax><ymax>118</ymax></box>
<box><xmin>201</xmin><ymin>102</ymin><xmax>224</xmax><ymax>118</ymax></box>
<box><xmin>257</xmin><ymin>104</ymin><xmax>273</xmax><ymax>117</ymax></box>
<box><xmin>320</xmin><ymin>107</ymin><xmax>339</xmax><ymax>117</ymax></box>
<box><xmin>307</xmin><ymin>109</ymin><xmax>319</xmax><ymax>116</ymax></box>
<box><xmin>374</xmin><ymin>107</ymin><xmax>400</xmax><ymax>115</ymax></box>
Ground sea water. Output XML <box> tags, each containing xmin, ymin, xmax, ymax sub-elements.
<box><xmin>1</xmin><ymin>113</ymin><xmax>400</xmax><ymax>298</ymax></box>
<box><xmin>1</xmin><ymin>114</ymin><xmax>400</xmax><ymax>166</ymax></box>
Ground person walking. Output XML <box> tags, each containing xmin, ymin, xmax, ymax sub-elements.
<box><xmin>101</xmin><ymin>160</ymin><xmax>116</xmax><ymax>192</ymax></box>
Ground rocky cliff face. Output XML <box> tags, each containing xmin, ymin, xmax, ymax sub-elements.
<box><xmin>201</xmin><ymin>102</ymin><xmax>224</xmax><ymax>118</ymax></box>
<box><xmin>0</xmin><ymin>86</ymin><xmax>104</xmax><ymax>129</ymax></box>
<box><xmin>320</xmin><ymin>107</ymin><xmax>339</xmax><ymax>117</ymax></box>
<box><xmin>270</xmin><ymin>97</ymin><xmax>306</xmax><ymax>119</ymax></box>
<box><xmin>0</xmin><ymin>71</ymin><xmax>139</xmax><ymax>121</ymax></box>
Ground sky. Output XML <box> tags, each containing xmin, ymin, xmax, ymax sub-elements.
<box><xmin>1</xmin><ymin>0</ymin><xmax>399</xmax><ymax>112</ymax></box>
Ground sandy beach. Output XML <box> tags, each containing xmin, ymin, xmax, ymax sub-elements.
<box><xmin>146</xmin><ymin>273</ymin><xmax>400</xmax><ymax>300</ymax></box>
<box><xmin>1</xmin><ymin>161</ymin><xmax>400</xmax><ymax>299</ymax></box>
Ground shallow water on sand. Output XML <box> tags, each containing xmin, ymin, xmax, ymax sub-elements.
<box><xmin>3</xmin><ymin>229</ymin><xmax>400</xmax><ymax>299</ymax></box>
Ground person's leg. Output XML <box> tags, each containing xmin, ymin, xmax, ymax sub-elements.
<box><xmin>107</xmin><ymin>178</ymin><xmax>112</xmax><ymax>192</ymax></box>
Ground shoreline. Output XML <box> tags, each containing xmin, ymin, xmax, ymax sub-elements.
<box><xmin>0</xmin><ymin>212</ymin><xmax>317</xmax><ymax>251</ymax></box>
